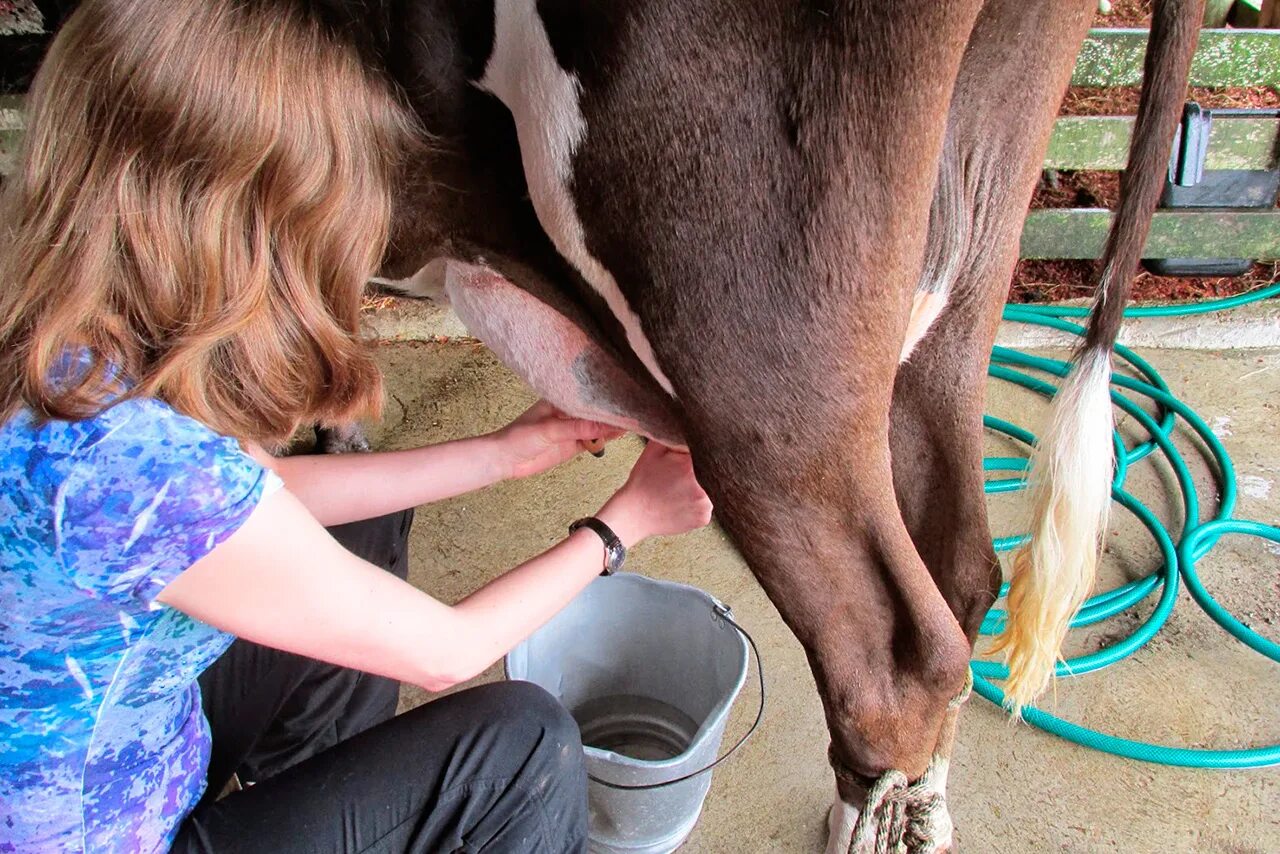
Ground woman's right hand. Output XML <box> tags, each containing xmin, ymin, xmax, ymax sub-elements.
<box><xmin>596</xmin><ymin>442</ymin><xmax>714</xmax><ymax>547</ymax></box>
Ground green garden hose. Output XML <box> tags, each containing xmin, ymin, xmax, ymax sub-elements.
<box><xmin>975</xmin><ymin>284</ymin><xmax>1280</xmax><ymax>769</ymax></box>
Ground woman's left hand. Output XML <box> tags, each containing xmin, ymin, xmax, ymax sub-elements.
<box><xmin>490</xmin><ymin>400</ymin><xmax>625</xmax><ymax>480</ymax></box>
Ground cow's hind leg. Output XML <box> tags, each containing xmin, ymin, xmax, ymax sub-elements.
<box><xmin>677</xmin><ymin>324</ymin><xmax>976</xmax><ymax>808</ymax></box>
<box><xmin>873</xmin><ymin>0</ymin><xmax>1098</xmax><ymax>848</ymax></box>
<box><xmin>875</xmin><ymin>268</ymin><xmax>1007</xmax><ymax>853</ymax></box>
<box><xmin>894</xmin><ymin>0</ymin><xmax>1097</xmax><ymax>679</ymax></box>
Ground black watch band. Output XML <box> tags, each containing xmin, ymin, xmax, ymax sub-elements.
<box><xmin>569</xmin><ymin>517</ymin><xmax>626</xmax><ymax>576</ymax></box>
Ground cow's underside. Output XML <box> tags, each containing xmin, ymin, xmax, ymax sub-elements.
<box><xmin>373</xmin><ymin>0</ymin><xmax>1099</xmax><ymax>849</ymax></box>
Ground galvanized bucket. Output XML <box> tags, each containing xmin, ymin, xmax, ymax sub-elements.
<box><xmin>506</xmin><ymin>572</ymin><xmax>752</xmax><ymax>854</ymax></box>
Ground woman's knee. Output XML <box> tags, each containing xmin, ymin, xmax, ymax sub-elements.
<box><xmin>499</xmin><ymin>681</ymin><xmax>581</xmax><ymax>742</ymax></box>
<box><xmin>468</xmin><ymin>681</ymin><xmax>584</xmax><ymax>770</ymax></box>
<box><xmin>461</xmin><ymin>681</ymin><xmax>588</xmax><ymax>847</ymax></box>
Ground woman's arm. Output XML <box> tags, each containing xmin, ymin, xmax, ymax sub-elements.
<box><xmin>263</xmin><ymin>435</ymin><xmax>513</xmax><ymax>527</ymax></box>
<box><xmin>261</xmin><ymin>403</ymin><xmax>622</xmax><ymax>527</ymax></box>
<box><xmin>157</xmin><ymin>442</ymin><xmax>711</xmax><ymax>691</ymax></box>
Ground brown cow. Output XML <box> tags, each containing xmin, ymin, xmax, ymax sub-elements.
<box><xmin>0</xmin><ymin>0</ymin><xmax>1205</xmax><ymax>848</ymax></box>
<box><xmin>335</xmin><ymin>0</ymin><xmax>1203</xmax><ymax>848</ymax></box>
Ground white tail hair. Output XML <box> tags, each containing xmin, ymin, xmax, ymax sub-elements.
<box><xmin>992</xmin><ymin>349</ymin><xmax>1114</xmax><ymax>711</ymax></box>
<box><xmin>991</xmin><ymin>0</ymin><xmax>1204</xmax><ymax>712</ymax></box>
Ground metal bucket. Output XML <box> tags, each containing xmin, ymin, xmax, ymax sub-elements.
<box><xmin>506</xmin><ymin>572</ymin><xmax>750</xmax><ymax>854</ymax></box>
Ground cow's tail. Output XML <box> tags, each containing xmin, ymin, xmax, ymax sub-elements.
<box><xmin>992</xmin><ymin>0</ymin><xmax>1205</xmax><ymax>712</ymax></box>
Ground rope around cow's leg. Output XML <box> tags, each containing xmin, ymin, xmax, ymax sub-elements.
<box><xmin>835</xmin><ymin>669</ymin><xmax>974</xmax><ymax>854</ymax></box>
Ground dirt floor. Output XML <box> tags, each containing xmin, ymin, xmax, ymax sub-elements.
<box><xmin>360</xmin><ymin>339</ymin><xmax>1280</xmax><ymax>854</ymax></box>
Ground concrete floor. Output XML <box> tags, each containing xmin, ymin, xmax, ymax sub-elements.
<box><xmin>365</xmin><ymin>339</ymin><xmax>1280</xmax><ymax>853</ymax></box>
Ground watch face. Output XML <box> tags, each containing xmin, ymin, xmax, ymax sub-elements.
<box><xmin>572</xmin><ymin>517</ymin><xmax>625</xmax><ymax>573</ymax></box>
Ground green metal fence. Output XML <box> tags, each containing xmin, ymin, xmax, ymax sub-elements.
<box><xmin>1027</xmin><ymin>26</ymin><xmax>1280</xmax><ymax>262</ymax></box>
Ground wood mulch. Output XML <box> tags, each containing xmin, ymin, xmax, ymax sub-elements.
<box><xmin>1063</xmin><ymin>85</ymin><xmax>1280</xmax><ymax>114</ymax></box>
<box><xmin>1031</xmin><ymin>170</ymin><xmax>1122</xmax><ymax>209</ymax></box>
<box><xmin>1010</xmin><ymin>260</ymin><xmax>1278</xmax><ymax>303</ymax></box>
<box><xmin>1096</xmin><ymin>0</ymin><xmax>1154</xmax><ymax>27</ymax></box>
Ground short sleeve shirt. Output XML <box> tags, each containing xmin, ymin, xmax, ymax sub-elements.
<box><xmin>0</xmin><ymin>392</ymin><xmax>282</xmax><ymax>853</ymax></box>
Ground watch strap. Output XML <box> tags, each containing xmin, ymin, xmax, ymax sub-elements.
<box><xmin>569</xmin><ymin>517</ymin><xmax>626</xmax><ymax>575</ymax></box>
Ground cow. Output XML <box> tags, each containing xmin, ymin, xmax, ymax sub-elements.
<box><xmin>11</xmin><ymin>0</ymin><xmax>1207</xmax><ymax>848</ymax></box>
<box><xmin>311</xmin><ymin>0</ymin><xmax>1205</xmax><ymax>849</ymax></box>
<box><xmin>1</xmin><ymin>0</ymin><xmax>1196</xmax><ymax>848</ymax></box>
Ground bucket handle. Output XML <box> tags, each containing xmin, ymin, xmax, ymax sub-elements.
<box><xmin>587</xmin><ymin>603</ymin><xmax>766</xmax><ymax>791</ymax></box>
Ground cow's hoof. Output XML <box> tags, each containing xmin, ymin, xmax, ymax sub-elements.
<box><xmin>315</xmin><ymin>424</ymin><xmax>371</xmax><ymax>454</ymax></box>
<box><xmin>371</xmin><ymin>257</ymin><xmax>450</xmax><ymax>303</ymax></box>
<box><xmin>822</xmin><ymin>784</ymin><xmax>955</xmax><ymax>854</ymax></box>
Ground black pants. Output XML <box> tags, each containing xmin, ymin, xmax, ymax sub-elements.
<box><xmin>171</xmin><ymin>510</ymin><xmax>589</xmax><ymax>853</ymax></box>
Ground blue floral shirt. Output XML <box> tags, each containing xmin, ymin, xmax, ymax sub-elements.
<box><xmin>0</xmin><ymin>394</ymin><xmax>280</xmax><ymax>853</ymax></box>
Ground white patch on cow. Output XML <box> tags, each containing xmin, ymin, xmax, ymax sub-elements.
<box><xmin>1240</xmin><ymin>474</ymin><xmax>1273</xmax><ymax>500</ymax></box>
<box><xmin>923</xmin><ymin>755</ymin><xmax>951</xmax><ymax>796</ymax></box>
<box><xmin>825</xmin><ymin>788</ymin><xmax>858</xmax><ymax>854</ymax></box>
<box><xmin>1210</xmin><ymin>415</ymin><xmax>1234</xmax><ymax>438</ymax></box>
<box><xmin>900</xmin><ymin>290</ymin><xmax>949</xmax><ymax>362</ymax></box>
<box><xmin>915</xmin><ymin>755</ymin><xmax>955</xmax><ymax>852</ymax></box>
<box><xmin>825</xmin><ymin>763</ymin><xmax>955</xmax><ymax>854</ymax></box>
<box><xmin>372</xmin><ymin>258</ymin><xmax>450</xmax><ymax>304</ymax></box>
<box><xmin>478</xmin><ymin>0</ymin><xmax>675</xmax><ymax>396</ymax></box>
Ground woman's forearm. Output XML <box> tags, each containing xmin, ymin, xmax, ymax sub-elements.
<box><xmin>438</xmin><ymin>529</ymin><xmax>611</xmax><ymax>683</ymax></box>
<box><xmin>250</xmin><ymin>404</ymin><xmax>616</xmax><ymax>526</ymax></box>
<box><xmin>257</xmin><ymin>524</ymin><xmax>615</xmax><ymax>692</ymax></box>
<box><xmin>438</xmin><ymin>496</ymin><xmax>644</xmax><ymax>683</ymax></box>
<box><xmin>270</xmin><ymin>436</ymin><xmax>509</xmax><ymax>526</ymax></box>
<box><xmin>161</xmin><ymin>436</ymin><xmax>709</xmax><ymax>698</ymax></box>
<box><xmin>160</xmin><ymin>489</ymin><xmax>644</xmax><ymax>693</ymax></box>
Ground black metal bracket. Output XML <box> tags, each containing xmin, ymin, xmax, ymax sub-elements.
<box><xmin>1168</xmin><ymin>102</ymin><xmax>1213</xmax><ymax>187</ymax></box>
<box><xmin>1145</xmin><ymin>102</ymin><xmax>1280</xmax><ymax>277</ymax></box>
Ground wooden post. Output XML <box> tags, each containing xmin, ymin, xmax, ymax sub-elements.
<box><xmin>1203</xmin><ymin>0</ymin><xmax>1234</xmax><ymax>26</ymax></box>
<box><xmin>1264</xmin><ymin>0</ymin><xmax>1280</xmax><ymax>29</ymax></box>
<box><xmin>1230</xmin><ymin>0</ymin><xmax>1280</xmax><ymax>28</ymax></box>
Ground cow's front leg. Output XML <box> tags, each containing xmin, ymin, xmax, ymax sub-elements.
<box><xmin>678</xmin><ymin>376</ymin><xmax>971</xmax><ymax>853</ymax></box>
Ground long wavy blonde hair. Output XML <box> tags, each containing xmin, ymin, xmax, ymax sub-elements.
<box><xmin>0</xmin><ymin>0</ymin><xmax>417</xmax><ymax>443</ymax></box>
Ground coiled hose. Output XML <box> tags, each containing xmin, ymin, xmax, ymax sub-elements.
<box><xmin>975</xmin><ymin>282</ymin><xmax>1280</xmax><ymax>769</ymax></box>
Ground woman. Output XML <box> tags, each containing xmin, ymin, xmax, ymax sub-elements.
<box><xmin>0</xmin><ymin>1</ymin><xmax>713</xmax><ymax>852</ymax></box>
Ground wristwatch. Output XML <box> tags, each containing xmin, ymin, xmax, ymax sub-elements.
<box><xmin>569</xmin><ymin>517</ymin><xmax>626</xmax><ymax>576</ymax></box>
